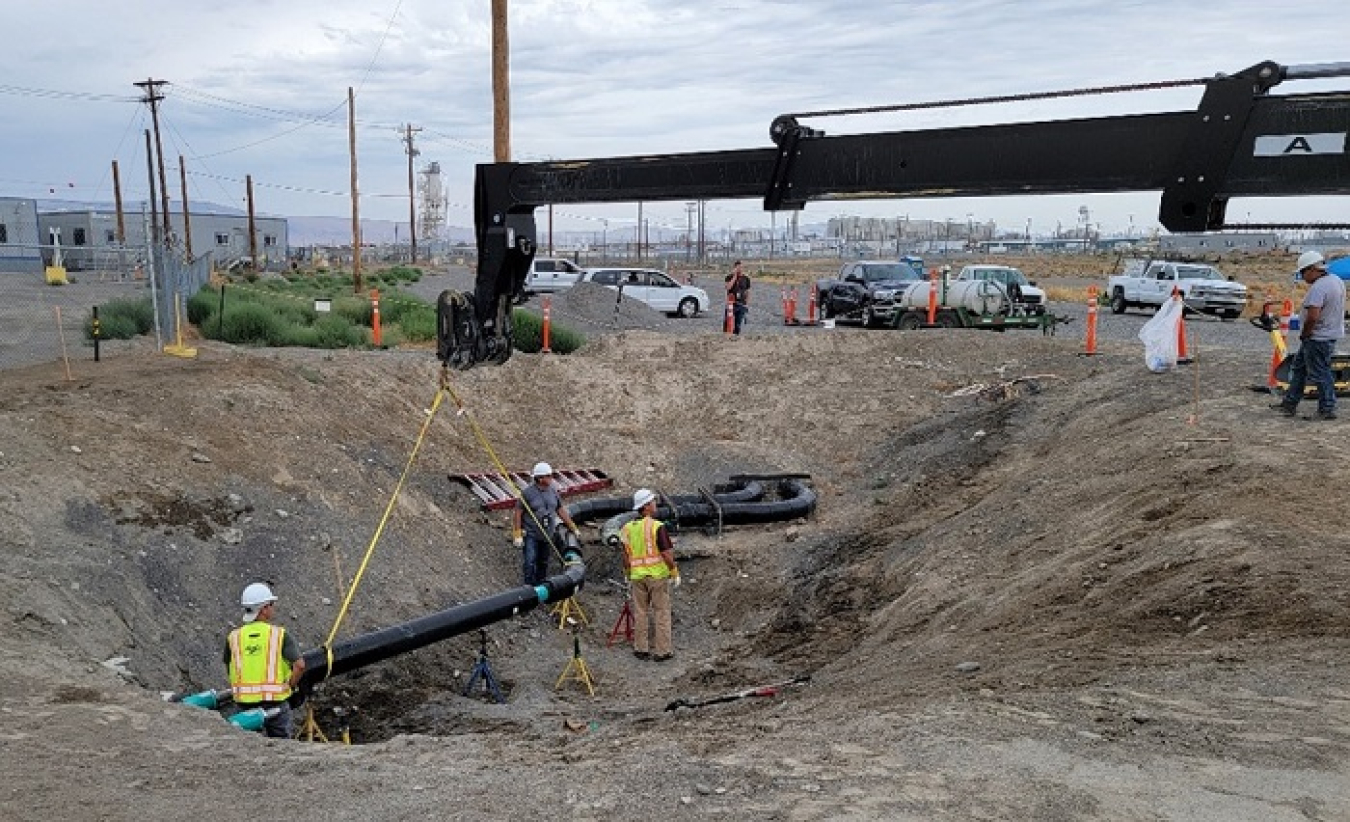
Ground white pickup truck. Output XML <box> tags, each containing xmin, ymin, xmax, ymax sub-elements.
<box><xmin>523</xmin><ymin>256</ymin><xmax>585</xmax><ymax>297</ymax></box>
<box><xmin>1107</xmin><ymin>260</ymin><xmax>1248</xmax><ymax>319</ymax></box>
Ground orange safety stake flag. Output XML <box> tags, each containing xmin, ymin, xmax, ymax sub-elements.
<box><xmin>1084</xmin><ymin>287</ymin><xmax>1099</xmax><ymax>355</ymax></box>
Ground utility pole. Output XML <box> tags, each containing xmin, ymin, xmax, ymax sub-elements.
<box><xmin>246</xmin><ymin>174</ymin><xmax>257</xmax><ymax>270</ymax></box>
<box><xmin>685</xmin><ymin>202</ymin><xmax>696</xmax><ymax>262</ymax></box>
<box><xmin>402</xmin><ymin>124</ymin><xmax>421</xmax><ymax>263</ymax></box>
<box><xmin>144</xmin><ymin>130</ymin><xmax>160</xmax><ymax>248</ymax></box>
<box><xmin>348</xmin><ymin>87</ymin><xmax>361</xmax><ymax>292</ymax></box>
<box><xmin>179</xmin><ymin>155</ymin><xmax>193</xmax><ymax>261</ymax></box>
<box><xmin>110</xmin><ymin>161</ymin><xmax>126</xmax><ymax>245</ymax></box>
<box><xmin>636</xmin><ymin>202</ymin><xmax>643</xmax><ymax>260</ymax></box>
<box><xmin>491</xmin><ymin>0</ymin><xmax>511</xmax><ymax>162</ymax></box>
<box><xmin>698</xmin><ymin>200</ymin><xmax>706</xmax><ymax>265</ymax></box>
<box><xmin>134</xmin><ymin>79</ymin><xmax>172</xmax><ymax>242</ymax></box>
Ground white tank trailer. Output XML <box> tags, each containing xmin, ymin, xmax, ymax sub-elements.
<box><xmin>898</xmin><ymin>280</ymin><xmax>1012</xmax><ymax>315</ymax></box>
<box><xmin>891</xmin><ymin>277</ymin><xmax>1067</xmax><ymax>331</ymax></box>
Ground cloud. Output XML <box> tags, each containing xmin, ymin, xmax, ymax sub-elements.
<box><xmin>1</xmin><ymin>0</ymin><xmax>1346</xmax><ymax>235</ymax></box>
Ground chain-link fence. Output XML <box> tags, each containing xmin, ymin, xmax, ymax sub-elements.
<box><xmin>153</xmin><ymin>249</ymin><xmax>214</xmax><ymax>348</ymax></box>
<box><xmin>0</xmin><ymin>243</ymin><xmax>214</xmax><ymax>372</ymax></box>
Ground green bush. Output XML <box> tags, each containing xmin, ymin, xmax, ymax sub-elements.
<box><xmin>217</xmin><ymin>303</ymin><xmax>287</xmax><ymax>346</ymax></box>
<box><xmin>289</xmin><ymin>315</ymin><xmax>368</xmax><ymax>349</ymax></box>
<box><xmin>186</xmin><ymin>288</ymin><xmax>219</xmax><ymax>326</ymax></box>
<box><xmin>396</xmin><ymin>306</ymin><xmax>438</xmax><ymax>343</ymax></box>
<box><xmin>87</xmin><ymin>297</ymin><xmax>155</xmax><ymax>341</ymax></box>
<box><xmin>511</xmin><ymin>309</ymin><xmax>585</xmax><ymax>354</ymax></box>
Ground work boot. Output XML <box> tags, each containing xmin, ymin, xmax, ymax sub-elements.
<box><xmin>633</xmin><ymin>650</ymin><xmax>650</xmax><ymax>660</ymax></box>
<box><xmin>1270</xmin><ymin>402</ymin><xmax>1297</xmax><ymax>417</ymax></box>
<box><xmin>653</xmin><ymin>653</ymin><xmax>674</xmax><ymax>662</ymax></box>
<box><xmin>1315</xmin><ymin>409</ymin><xmax>1338</xmax><ymax>421</ymax></box>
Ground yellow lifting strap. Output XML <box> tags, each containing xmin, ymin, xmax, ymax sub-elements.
<box><xmin>320</xmin><ymin>384</ymin><xmax>448</xmax><ymax>679</ymax></box>
<box><xmin>318</xmin><ymin>367</ymin><xmax>571</xmax><ymax>680</ymax></box>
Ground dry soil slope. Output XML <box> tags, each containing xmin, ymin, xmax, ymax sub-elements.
<box><xmin>0</xmin><ymin>329</ymin><xmax>1347</xmax><ymax>820</ymax></box>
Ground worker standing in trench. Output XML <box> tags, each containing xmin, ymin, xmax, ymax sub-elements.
<box><xmin>622</xmin><ymin>489</ymin><xmax>680</xmax><ymax>661</ymax></box>
<box><xmin>225</xmin><ymin>583</ymin><xmax>307</xmax><ymax>738</ymax></box>
<box><xmin>513</xmin><ymin>462</ymin><xmax>582</xmax><ymax>586</ymax></box>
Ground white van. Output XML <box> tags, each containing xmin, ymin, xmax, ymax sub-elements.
<box><xmin>581</xmin><ymin>267</ymin><xmax>709</xmax><ymax>318</ymax></box>
<box><xmin>524</xmin><ymin>257</ymin><xmax>585</xmax><ymax>296</ymax></box>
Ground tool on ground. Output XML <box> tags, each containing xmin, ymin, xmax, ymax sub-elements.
<box><xmin>665</xmin><ymin>674</ymin><xmax>811</xmax><ymax>712</ymax></box>
<box><xmin>463</xmin><ymin>628</ymin><xmax>506</xmax><ymax>704</ymax></box>
<box><xmin>555</xmin><ymin>619</ymin><xmax>597</xmax><ymax>696</ymax></box>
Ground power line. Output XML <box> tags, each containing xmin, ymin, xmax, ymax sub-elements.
<box><xmin>0</xmin><ymin>83</ymin><xmax>139</xmax><ymax>103</ymax></box>
<box><xmin>356</xmin><ymin>0</ymin><xmax>406</xmax><ymax>94</ymax></box>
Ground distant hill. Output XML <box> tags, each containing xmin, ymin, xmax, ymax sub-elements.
<box><xmin>37</xmin><ymin>198</ymin><xmax>249</xmax><ymax>217</ymax></box>
<box><xmin>287</xmin><ymin>215</ymin><xmax>474</xmax><ymax>246</ymax></box>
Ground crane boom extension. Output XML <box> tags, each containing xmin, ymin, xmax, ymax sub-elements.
<box><xmin>437</xmin><ymin>59</ymin><xmax>1350</xmax><ymax>368</ymax></box>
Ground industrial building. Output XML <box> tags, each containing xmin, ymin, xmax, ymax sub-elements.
<box><xmin>0</xmin><ymin>197</ymin><xmax>43</xmax><ymax>274</ymax></box>
<box><xmin>36</xmin><ymin>205</ymin><xmax>288</xmax><ymax>272</ymax></box>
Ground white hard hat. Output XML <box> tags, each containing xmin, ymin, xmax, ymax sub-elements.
<box><xmin>531</xmin><ymin>461</ymin><xmax>554</xmax><ymax>478</ymax></box>
<box><xmin>240</xmin><ymin>582</ymin><xmax>276</xmax><ymax>622</ymax></box>
<box><xmin>632</xmin><ymin>488</ymin><xmax>657</xmax><ymax>511</ymax></box>
<box><xmin>1297</xmin><ymin>250</ymin><xmax>1326</xmax><ymax>272</ymax></box>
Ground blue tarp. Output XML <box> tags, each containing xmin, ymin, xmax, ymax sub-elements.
<box><xmin>1328</xmin><ymin>257</ymin><xmax>1350</xmax><ymax>280</ymax></box>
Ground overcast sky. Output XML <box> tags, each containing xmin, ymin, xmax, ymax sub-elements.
<box><xmin>2</xmin><ymin>0</ymin><xmax>1346</xmax><ymax>239</ymax></box>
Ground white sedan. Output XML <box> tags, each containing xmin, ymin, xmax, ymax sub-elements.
<box><xmin>581</xmin><ymin>268</ymin><xmax>709</xmax><ymax>318</ymax></box>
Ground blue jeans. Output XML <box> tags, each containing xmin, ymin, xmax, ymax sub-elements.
<box><xmin>1284</xmin><ymin>338</ymin><xmax>1337</xmax><ymax>414</ymax></box>
<box><xmin>521</xmin><ymin>533</ymin><xmax>550</xmax><ymax>586</ymax></box>
<box><xmin>732</xmin><ymin>304</ymin><xmax>748</xmax><ymax>335</ymax></box>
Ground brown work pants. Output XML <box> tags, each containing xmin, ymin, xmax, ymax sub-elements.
<box><xmin>631</xmin><ymin>577</ymin><xmax>672</xmax><ymax>656</ymax></box>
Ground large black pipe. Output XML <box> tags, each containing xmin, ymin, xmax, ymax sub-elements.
<box><xmin>594</xmin><ymin>478</ymin><xmax>816</xmax><ymax>537</ymax></box>
<box><xmin>564</xmin><ymin>479</ymin><xmax>766</xmax><ymax>524</ymax></box>
<box><xmin>295</xmin><ymin>549</ymin><xmax>584</xmax><ymax>697</ymax></box>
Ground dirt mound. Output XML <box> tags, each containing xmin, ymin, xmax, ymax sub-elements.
<box><xmin>1</xmin><ymin>325</ymin><xmax>1348</xmax><ymax>820</ymax></box>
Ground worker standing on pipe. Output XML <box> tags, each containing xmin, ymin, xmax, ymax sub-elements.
<box><xmin>513</xmin><ymin>462</ymin><xmax>581</xmax><ymax>586</ymax></box>
<box><xmin>224</xmin><ymin>583</ymin><xmax>306</xmax><ymax>738</ymax></box>
<box><xmin>621</xmin><ymin>489</ymin><xmax>679</xmax><ymax>661</ymax></box>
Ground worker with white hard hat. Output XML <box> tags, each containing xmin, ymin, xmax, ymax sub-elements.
<box><xmin>224</xmin><ymin>582</ymin><xmax>306</xmax><ymax>738</ymax></box>
<box><xmin>620</xmin><ymin>488</ymin><xmax>680</xmax><ymax>661</ymax></box>
<box><xmin>512</xmin><ymin>461</ymin><xmax>582</xmax><ymax>586</ymax></box>
<box><xmin>1273</xmin><ymin>250</ymin><xmax>1345</xmax><ymax>420</ymax></box>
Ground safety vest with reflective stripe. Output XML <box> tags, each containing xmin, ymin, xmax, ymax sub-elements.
<box><xmin>228</xmin><ymin>622</ymin><xmax>293</xmax><ymax>704</ymax></box>
<box><xmin>622</xmin><ymin>516</ymin><xmax>671</xmax><ymax>581</ymax></box>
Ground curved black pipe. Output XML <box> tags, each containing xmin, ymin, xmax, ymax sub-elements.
<box><xmin>294</xmin><ymin>549</ymin><xmax>585</xmax><ymax>699</ymax></box>
<box><xmin>564</xmin><ymin>479</ymin><xmax>766</xmax><ymax>524</ymax></box>
<box><xmin>600</xmin><ymin>478</ymin><xmax>816</xmax><ymax>539</ymax></box>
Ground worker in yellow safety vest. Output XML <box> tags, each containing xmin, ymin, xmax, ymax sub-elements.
<box><xmin>224</xmin><ymin>582</ymin><xmax>306</xmax><ymax>738</ymax></box>
<box><xmin>621</xmin><ymin>489</ymin><xmax>680</xmax><ymax>661</ymax></box>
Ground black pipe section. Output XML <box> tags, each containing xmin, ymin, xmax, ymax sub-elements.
<box><xmin>294</xmin><ymin>549</ymin><xmax>585</xmax><ymax>699</ymax></box>
<box><xmin>599</xmin><ymin>478</ymin><xmax>816</xmax><ymax>538</ymax></box>
<box><xmin>565</xmin><ymin>479</ymin><xmax>767</xmax><ymax>524</ymax></box>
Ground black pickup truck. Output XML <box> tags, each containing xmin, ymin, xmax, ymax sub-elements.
<box><xmin>816</xmin><ymin>261</ymin><xmax>925</xmax><ymax>327</ymax></box>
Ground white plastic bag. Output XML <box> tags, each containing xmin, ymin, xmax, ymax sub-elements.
<box><xmin>1139</xmin><ymin>297</ymin><xmax>1183</xmax><ymax>372</ymax></box>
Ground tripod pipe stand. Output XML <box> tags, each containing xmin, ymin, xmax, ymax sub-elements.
<box><xmin>463</xmin><ymin>629</ymin><xmax>506</xmax><ymax>704</ymax></box>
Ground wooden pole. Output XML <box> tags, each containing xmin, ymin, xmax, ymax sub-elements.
<box><xmin>179</xmin><ymin>154</ymin><xmax>193</xmax><ymax>261</ymax></box>
<box><xmin>246</xmin><ymin>174</ymin><xmax>258</xmax><ymax>270</ymax></box>
<box><xmin>144</xmin><ymin>130</ymin><xmax>159</xmax><ymax>248</ymax></box>
<box><xmin>491</xmin><ymin>0</ymin><xmax>510</xmax><ymax>162</ymax></box>
<box><xmin>111</xmin><ymin>161</ymin><xmax>126</xmax><ymax>244</ymax></box>
<box><xmin>349</xmin><ymin>87</ymin><xmax>362</xmax><ymax>292</ymax></box>
<box><xmin>405</xmin><ymin>124</ymin><xmax>420</xmax><ymax>264</ymax></box>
